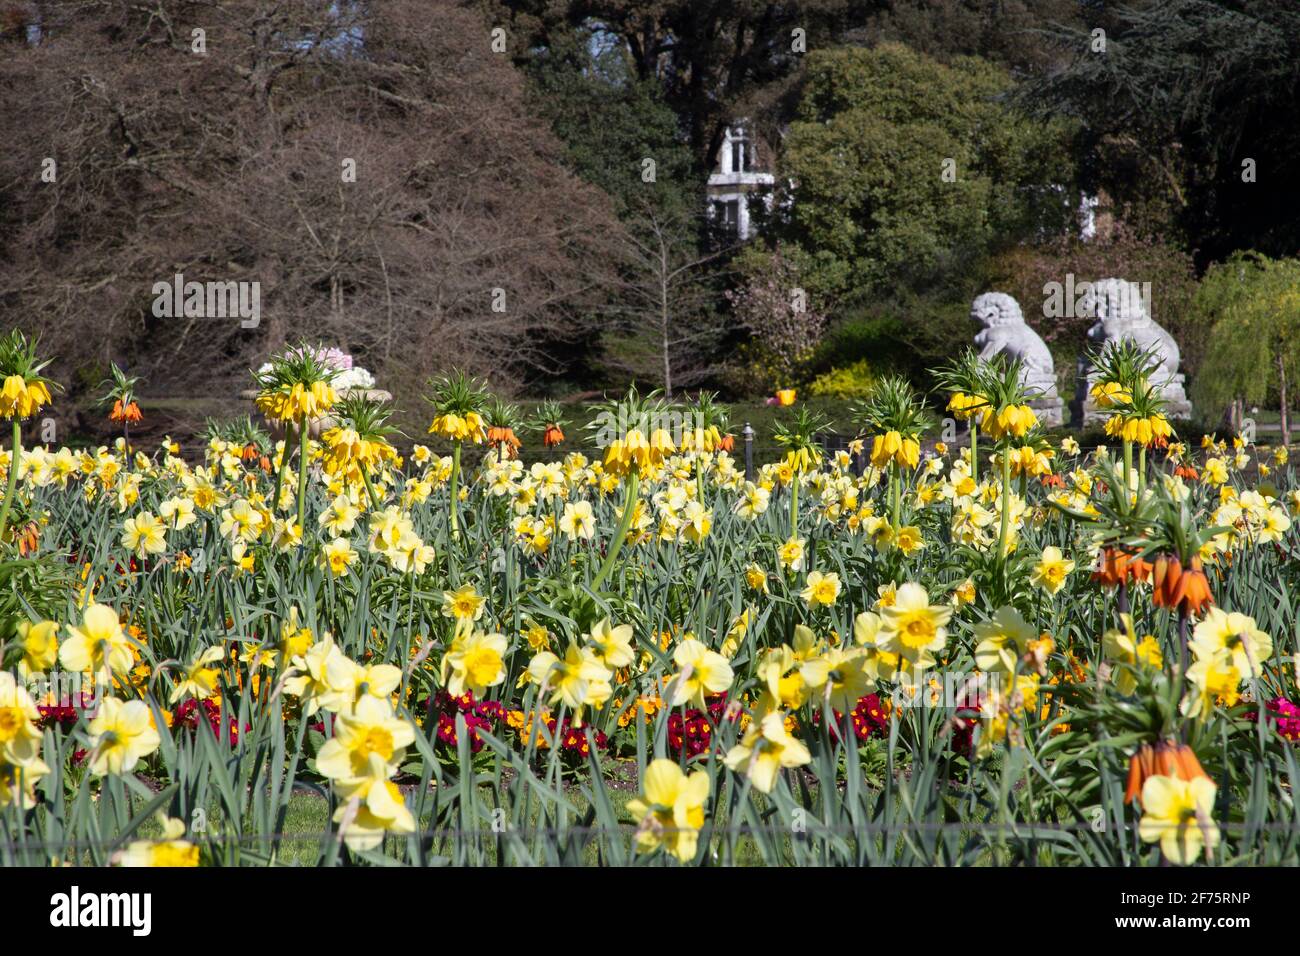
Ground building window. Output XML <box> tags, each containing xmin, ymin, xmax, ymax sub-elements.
<box><xmin>714</xmin><ymin>199</ymin><xmax>741</xmax><ymax>235</ymax></box>
<box><xmin>729</xmin><ymin>128</ymin><xmax>750</xmax><ymax>173</ymax></box>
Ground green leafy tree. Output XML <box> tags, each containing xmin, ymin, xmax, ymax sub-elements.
<box><xmin>775</xmin><ymin>43</ymin><xmax>1075</xmax><ymax>304</ymax></box>
<box><xmin>1018</xmin><ymin>0</ymin><xmax>1300</xmax><ymax>266</ymax></box>
<box><xmin>487</xmin><ymin>0</ymin><xmax>871</xmax><ymax>164</ymax></box>
<box><xmin>1191</xmin><ymin>253</ymin><xmax>1300</xmax><ymax>442</ymax></box>
<box><xmin>528</xmin><ymin>29</ymin><xmax>699</xmax><ymax>219</ymax></box>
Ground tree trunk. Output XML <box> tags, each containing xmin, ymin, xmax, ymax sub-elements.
<box><xmin>1279</xmin><ymin>356</ymin><xmax>1290</xmax><ymax>447</ymax></box>
<box><xmin>661</xmin><ymin>283</ymin><xmax>672</xmax><ymax>398</ymax></box>
<box><xmin>660</xmin><ymin>241</ymin><xmax>672</xmax><ymax>398</ymax></box>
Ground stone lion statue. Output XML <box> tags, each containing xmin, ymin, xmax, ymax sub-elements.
<box><xmin>1083</xmin><ymin>278</ymin><xmax>1181</xmax><ymax>383</ymax></box>
<box><xmin>970</xmin><ymin>292</ymin><xmax>1058</xmax><ymax>397</ymax></box>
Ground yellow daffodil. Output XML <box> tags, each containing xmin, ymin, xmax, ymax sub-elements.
<box><xmin>1138</xmin><ymin>775</ymin><xmax>1219</xmax><ymax>865</ymax></box>
<box><xmin>315</xmin><ymin>695</ymin><xmax>415</xmax><ymax>783</ymax></box>
<box><xmin>724</xmin><ymin>710</ymin><xmax>811</xmax><ymax>794</ymax></box>
<box><xmin>527</xmin><ymin>642</ymin><xmax>613</xmax><ymax>722</ymax></box>
<box><xmin>627</xmin><ymin>758</ymin><xmax>710</xmax><ymax>863</ymax></box>
<box><xmin>320</xmin><ymin>537</ymin><xmax>359</xmax><ymax>576</ymax></box>
<box><xmin>0</xmin><ymin>672</ymin><xmax>43</xmax><ymax>767</ymax></box>
<box><xmin>668</xmin><ymin>639</ymin><xmax>734</xmax><ymax>708</ymax></box>
<box><xmin>60</xmin><ymin>603</ymin><xmax>137</xmax><ymax>682</ymax></box>
<box><xmin>586</xmin><ymin>618</ymin><xmax>635</xmax><ymax>670</ymax></box>
<box><xmin>86</xmin><ymin>697</ymin><xmax>161</xmax><ymax>776</ymax></box>
<box><xmin>878</xmin><ymin>583</ymin><xmax>952</xmax><ymax>664</ymax></box>
<box><xmin>121</xmin><ymin>511</ymin><xmax>167</xmax><ymax>556</ymax></box>
<box><xmin>1030</xmin><ymin>546</ymin><xmax>1075</xmax><ymax>595</ymax></box>
<box><xmin>558</xmin><ymin>500</ymin><xmax>596</xmax><ymax>540</ymax></box>
<box><xmin>800</xmin><ymin>646</ymin><xmax>873</xmax><ymax>711</ymax></box>
<box><xmin>777</xmin><ymin>536</ymin><xmax>806</xmax><ymax>572</ymax></box>
<box><xmin>120</xmin><ymin>815</ymin><xmax>199</xmax><ymax>868</ymax></box>
<box><xmin>15</xmin><ymin>620</ymin><xmax>58</xmax><ymax>677</ymax></box>
<box><xmin>441</xmin><ymin>584</ymin><xmax>486</xmax><ymax>623</ymax></box>
<box><xmin>800</xmin><ymin>569</ymin><xmax>842</xmax><ymax>608</ymax></box>
<box><xmin>443</xmin><ymin>629</ymin><xmax>508</xmax><ymax>697</ymax></box>
<box><xmin>169</xmin><ymin>646</ymin><xmax>225</xmax><ymax>703</ymax></box>
<box><xmin>973</xmin><ymin>606</ymin><xmax>1036</xmax><ymax>674</ymax></box>
<box><xmin>1103</xmin><ymin>615</ymin><xmax>1163</xmax><ymax>696</ymax></box>
<box><xmin>1189</xmin><ymin>608</ymin><xmax>1272</xmax><ymax>678</ymax></box>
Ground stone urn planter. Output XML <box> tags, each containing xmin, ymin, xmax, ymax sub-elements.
<box><xmin>240</xmin><ymin>388</ymin><xmax>393</xmax><ymax>440</ymax></box>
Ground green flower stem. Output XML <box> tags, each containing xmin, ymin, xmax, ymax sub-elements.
<box><xmin>359</xmin><ymin>467</ymin><xmax>383</xmax><ymax>512</ymax></box>
<box><xmin>1138</xmin><ymin>445</ymin><xmax>1147</xmax><ymax>498</ymax></box>
<box><xmin>0</xmin><ymin>420</ymin><xmax>21</xmax><ymax>545</ymax></box>
<box><xmin>790</xmin><ymin>474</ymin><xmax>800</xmax><ymax>535</ymax></box>
<box><xmin>1123</xmin><ymin>439</ymin><xmax>1133</xmax><ymax>493</ymax></box>
<box><xmin>890</xmin><ymin>463</ymin><xmax>902</xmax><ymax>531</ymax></box>
<box><xmin>997</xmin><ymin>446</ymin><xmax>1012</xmax><ymax>561</ymax></box>
<box><xmin>295</xmin><ymin>413</ymin><xmax>310</xmax><ymax>529</ymax></box>
<box><xmin>272</xmin><ymin>428</ymin><xmax>292</xmax><ymax>514</ymax></box>
<box><xmin>592</xmin><ymin>467</ymin><xmax>640</xmax><ymax>591</ymax></box>
<box><xmin>449</xmin><ymin>443</ymin><xmax>462</xmax><ymax>541</ymax></box>
<box><xmin>969</xmin><ymin>420</ymin><xmax>979</xmax><ymax>484</ymax></box>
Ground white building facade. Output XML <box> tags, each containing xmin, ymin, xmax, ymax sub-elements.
<box><xmin>707</xmin><ymin>124</ymin><xmax>775</xmax><ymax>241</ymax></box>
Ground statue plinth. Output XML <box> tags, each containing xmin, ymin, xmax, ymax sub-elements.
<box><xmin>1074</xmin><ymin>374</ymin><xmax>1192</xmax><ymax>426</ymax></box>
<box><xmin>1029</xmin><ymin>394</ymin><xmax>1065</xmax><ymax>428</ymax></box>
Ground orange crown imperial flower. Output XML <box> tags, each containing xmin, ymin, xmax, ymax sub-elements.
<box><xmin>1092</xmin><ymin>546</ymin><xmax>1152</xmax><ymax>587</ymax></box>
<box><xmin>1152</xmin><ymin>554</ymin><xmax>1213</xmax><ymax>615</ymax></box>
<box><xmin>109</xmin><ymin>398</ymin><xmax>143</xmax><ymax>423</ymax></box>
<box><xmin>1125</xmin><ymin>741</ymin><xmax>1211</xmax><ymax>805</ymax></box>
<box><xmin>488</xmin><ymin>425</ymin><xmax>522</xmax><ymax>456</ymax></box>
